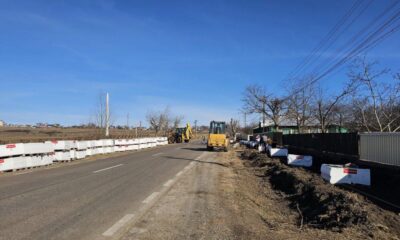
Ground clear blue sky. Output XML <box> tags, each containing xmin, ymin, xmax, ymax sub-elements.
<box><xmin>0</xmin><ymin>0</ymin><xmax>399</xmax><ymax>126</ymax></box>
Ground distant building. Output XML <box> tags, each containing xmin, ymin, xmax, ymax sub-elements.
<box><xmin>0</xmin><ymin>120</ymin><xmax>5</xmax><ymax>127</ymax></box>
<box><xmin>253</xmin><ymin>121</ymin><xmax>348</xmax><ymax>135</ymax></box>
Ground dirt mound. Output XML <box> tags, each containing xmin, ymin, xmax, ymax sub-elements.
<box><xmin>241</xmin><ymin>150</ymin><xmax>272</xmax><ymax>168</ymax></box>
<box><xmin>240</xmin><ymin>150</ymin><xmax>394</xmax><ymax>234</ymax></box>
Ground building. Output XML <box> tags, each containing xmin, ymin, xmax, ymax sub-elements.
<box><xmin>0</xmin><ymin>120</ymin><xmax>5</xmax><ymax>127</ymax></box>
<box><xmin>253</xmin><ymin>122</ymin><xmax>348</xmax><ymax>136</ymax></box>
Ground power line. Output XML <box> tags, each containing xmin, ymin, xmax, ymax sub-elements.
<box><xmin>310</xmin><ymin>7</ymin><xmax>400</xmax><ymax>83</ymax></box>
<box><xmin>288</xmin><ymin>2</ymin><xmax>400</xmax><ymax>94</ymax></box>
<box><xmin>285</xmin><ymin>0</ymin><xmax>365</xmax><ymax>81</ymax></box>
<box><xmin>308</xmin><ymin>0</ymin><xmax>400</xmax><ymax>79</ymax></box>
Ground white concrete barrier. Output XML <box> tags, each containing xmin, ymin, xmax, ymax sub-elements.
<box><xmin>0</xmin><ymin>143</ymin><xmax>25</xmax><ymax>157</ymax></box>
<box><xmin>1</xmin><ymin>136</ymin><xmax>168</xmax><ymax>172</ymax></box>
<box><xmin>24</xmin><ymin>142</ymin><xmax>54</xmax><ymax>155</ymax></box>
<box><xmin>287</xmin><ymin>154</ymin><xmax>312</xmax><ymax>167</ymax></box>
<box><xmin>268</xmin><ymin>147</ymin><xmax>288</xmax><ymax>157</ymax></box>
<box><xmin>42</xmin><ymin>154</ymin><xmax>54</xmax><ymax>165</ymax></box>
<box><xmin>0</xmin><ymin>156</ymin><xmax>28</xmax><ymax>171</ymax></box>
<box><xmin>101</xmin><ymin>139</ymin><xmax>114</xmax><ymax>154</ymax></box>
<box><xmin>74</xmin><ymin>141</ymin><xmax>88</xmax><ymax>159</ymax></box>
<box><xmin>94</xmin><ymin>140</ymin><xmax>104</xmax><ymax>154</ymax></box>
<box><xmin>76</xmin><ymin>141</ymin><xmax>88</xmax><ymax>150</ymax></box>
<box><xmin>46</xmin><ymin>140</ymin><xmax>72</xmax><ymax>151</ymax></box>
<box><xmin>321</xmin><ymin>164</ymin><xmax>371</xmax><ymax>186</ymax></box>
<box><xmin>46</xmin><ymin>140</ymin><xmax>73</xmax><ymax>162</ymax></box>
<box><xmin>55</xmin><ymin>151</ymin><xmax>71</xmax><ymax>161</ymax></box>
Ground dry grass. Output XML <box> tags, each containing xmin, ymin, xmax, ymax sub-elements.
<box><xmin>0</xmin><ymin>127</ymin><xmax>154</xmax><ymax>144</ymax></box>
<box><xmin>0</xmin><ymin>127</ymin><xmax>209</xmax><ymax>144</ymax></box>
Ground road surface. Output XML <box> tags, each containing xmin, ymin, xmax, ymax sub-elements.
<box><xmin>0</xmin><ymin>142</ymin><xmax>205</xmax><ymax>240</ymax></box>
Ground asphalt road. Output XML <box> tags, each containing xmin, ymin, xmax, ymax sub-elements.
<box><xmin>0</xmin><ymin>142</ymin><xmax>205</xmax><ymax>240</ymax></box>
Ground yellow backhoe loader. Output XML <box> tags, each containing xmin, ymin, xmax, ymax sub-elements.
<box><xmin>207</xmin><ymin>121</ymin><xmax>229</xmax><ymax>151</ymax></box>
<box><xmin>169</xmin><ymin>123</ymin><xmax>193</xmax><ymax>143</ymax></box>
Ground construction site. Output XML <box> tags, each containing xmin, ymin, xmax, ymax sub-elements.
<box><xmin>1</xmin><ymin>1</ymin><xmax>400</xmax><ymax>240</ymax></box>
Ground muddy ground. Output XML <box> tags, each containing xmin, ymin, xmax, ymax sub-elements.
<box><xmin>122</xmin><ymin>148</ymin><xmax>400</xmax><ymax>240</ymax></box>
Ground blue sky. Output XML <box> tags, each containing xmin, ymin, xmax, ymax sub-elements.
<box><xmin>0</xmin><ymin>0</ymin><xmax>399</xmax><ymax>126</ymax></box>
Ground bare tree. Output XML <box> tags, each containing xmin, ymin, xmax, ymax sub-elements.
<box><xmin>93</xmin><ymin>93</ymin><xmax>114</xmax><ymax>136</ymax></box>
<box><xmin>349</xmin><ymin>58</ymin><xmax>400</xmax><ymax>132</ymax></box>
<box><xmin>312</xmin><ymin>82</ymin><xmax>356</xmax><ymax>133</ymax></box>
<box><xmin>286</xmin><ymin>78</ymin><xmax>315</xmax><ymax>133</ymax></box>
<box><xmin>229</xmin><ymin>118</ymin><xmax>240</xmax><ymax>138</ymax></box>
<box><xmin>242</xmin><ymin>85</ymin><xmax>286</xmax><ymax>128</ymax></box>
<box><xmin>173</xmin><ymin>115</ymin><xmax>184</xmax><ymax>129</ymax></box>
<box><xmin>146</xmin><ymin>107</ymin><xmax>171</xmax><ymax>137</ymax></box>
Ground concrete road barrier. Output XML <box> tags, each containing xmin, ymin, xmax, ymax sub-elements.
<box><xmin>287</xmin><ymin>154</ymin><xmax>313</xmax><ymax>167</ymax></box>
<box><xmin>0</xmin><ymin>137</ymin><xmax>169</xmax><ymax>172</ymax></box>
<box><xmin>321</xmin><ymin>164</ymin><xmax>371</xmax><ymax>186</ymax></box>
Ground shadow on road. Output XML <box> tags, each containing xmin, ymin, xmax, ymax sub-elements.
<box><xmin>180</xmin><ymin>147</ymin><xmax>207</xmax><ymax>152</ymax></box>
<box><xmin>163</xmin><ymin>156</ymin><xmax>228</xmax><ymax>168</ymax></box>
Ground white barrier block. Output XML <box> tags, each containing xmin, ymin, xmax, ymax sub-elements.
<box><xmin>13</xmin><ymin>156</ymin><xmax>27</xmax><ymax>170</ymax></box>
<box><xmin>102</xmin><ymin>139</ymin><xmax>114</xmax><ymax>147</ymax></box>
<box><xmin>287</xmin><ymin>154</ymin><xmax>313</xmax><ymax>167</ymax></box>
<box><xmin>46</xmin><ymin>140</ymin><xmax>73</xmax><ymax>151</ymax></box>
<box><xmin>34</xmin><ymin>155</ymin><xmax>44</xmax><ymax>166</ymax></box>
<box><xmin>26</xmin><ymin>156</ymin><xmax>34</xmax><ymax>168</ymax></box>
<box><xmin>0</xmin><ymin>143</ymin><xmax>25</xmax><ymax>157</ymax></box>
<box><xmin>86</xmin><ymin>148</ymin><xmax>93</xmax><ymax>156</ymax></box>
<box><xmin>23</xmin><ymin>142</ymin><xmax>54</xmax><ymax>155</ymax></box>
<box><xmin>42</xmin><ymin>154</ymin><xmax>54</xmax><ymax>165</ymax></box>
<box><xmin>70</xmin><ymin>149</ymin><xmax>76</xmax><ymax>159</ymax></box>
<box><xmin>55</xmin><ymin>151</ymin><xmax>71</xmax><ymax>161</ymax></box>
<box><xmin>76</xmin><ymin>150</ymin><xmax>86</xmax><ymax>159</ymax></box>
<box><xmin>321</xmin><ymin>164</ymin><xmax>371</xmax><ymax>186</ymax></box>
<box><xmin>0</xmin><ymin>158</ymin><xmax>11</xmax><ymax>171</ymax></box>
<box><xmin>269</xmin><ymin>147</ymin><xmax>288</xmax><ymax>157</ymax></box>
<box><xmin>94</xmin><ymin>140</ymin><xmax>104</xmax><ymax>147</ymax></box>
<box><xmin>76</xmin><ymin>141</ymin><xmax>88</xmax><ymax>150</ymax></box>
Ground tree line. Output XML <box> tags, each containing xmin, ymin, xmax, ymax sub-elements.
<box><xmin>242</xmin><ymin>58</ymin><xmax>400</xmax><ymax>133</ymax></box>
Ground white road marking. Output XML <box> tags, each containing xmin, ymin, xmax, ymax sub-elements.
<box><xmin>102</xmin><ymin>214</ymin><xmax>135</xmax><ymax>237</ymax></box>
<box><xmin>142</xmin><ymin>192</ymin><xmax>160</xmax><ymax>204</ymax></box>
<box><xmin>129</xmin><ymin>227</ymin><xmax>147</xmax><ymax>234</ymax></box>
<box><xmin>176</xmin><ymin>170</ymin><xmax>183</xmax><ymax>177</ymax></box>
<box><xmin>152</xmin><ymin>152</ymin><xmax>163</xmax><ymax>157</ymax></box>
<box><xmin>195</xmin><ymin>152</ymin><xmax>208</xmax><ymax>160</ymax></box>
<box><xmin>93</xmin><ymin>164</ymin><xmax>123</xmax><ymax>173</ymax></box>
<box><xmin>163</xmin><ymin>179</ymin><xmax>174</xmax><ymax>187</ymax></box>
<box><xmin>15</xmin><ymin>171</ymin><xmax>32</xmax><ymax>175</ymax></box>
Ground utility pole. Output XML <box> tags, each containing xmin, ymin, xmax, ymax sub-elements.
<box><xmin>262</xmin><ymin>101</ymin><xmax>266</xmax><ymax>127</ymax></box>
<box><xmin>105</xmin><ymin>93</ymin><xmax>110</xmax><ymax>137</ymax></box>
<box><xmin>139</xmin><ymin>121</ymin><xmax>142</xmax><ymax>137</ymax></box>
<box><xmin>126</xmin><ymin>113</ymin><xmax>130</xmax><ymax>129</ymax></box>
<box><xmin>244</xmin><ymin>112</ymin><xmax>247</xmax><ymax>129</ymax></box>
<box><xmin>194</xmin><ymin>120</ymin><xmax>198</xmax><ymax>137</ymax></box>
<box><xmin>135</xmin><ymin>122</ymin><xmax>138</xmax><ymax>138</ymax></box>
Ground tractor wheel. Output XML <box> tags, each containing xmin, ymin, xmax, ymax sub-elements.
<box><xmin>206</xmin><ymin>146</ymin><xmax>213</xmax><ymax>151</ymax></box>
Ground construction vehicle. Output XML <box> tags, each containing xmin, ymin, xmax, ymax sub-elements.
<box><xmin>168</xmin><ymin>123</ymin><xmax>193</xmax><ymax>143</ymax></box>
<box><xmin>207</xmin><ymin>121</ymin><xmax>229</xmax><ymax>151</ymax></box>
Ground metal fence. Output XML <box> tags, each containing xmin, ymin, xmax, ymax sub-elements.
<box><xmin>359</xmin><ymin>133</ymin><xmax>400</xmax><ymax>167</ymax></box>
<box><xmin>282</xmin><ymin>133</ymin><xmax>359</xmax><ymax>156</ymax></box>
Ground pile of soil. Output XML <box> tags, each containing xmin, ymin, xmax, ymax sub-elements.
<box><xmin>240</xmin><ymin>149</ymin><xmax>400</xmax><ymax>237</ymax></box>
